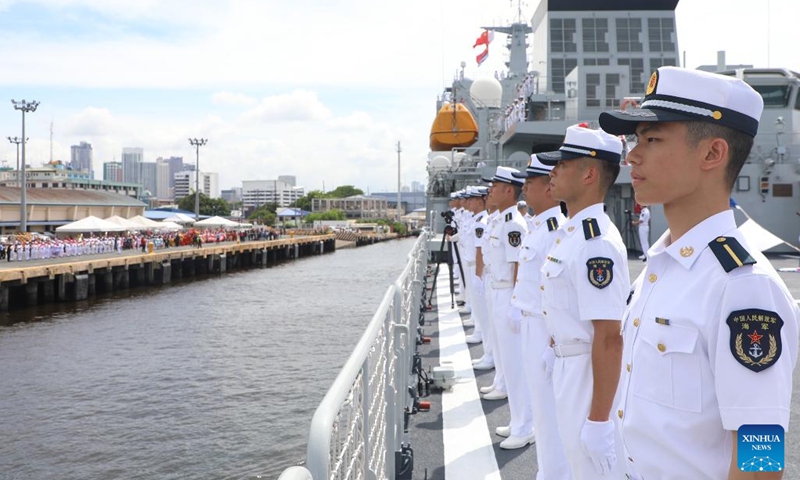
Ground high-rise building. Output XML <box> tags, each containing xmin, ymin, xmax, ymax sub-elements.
<box><xmin>70</xmin><ymin>141</ymin><xmax>93</xmax><ymax>178</ymax></box>
<box><xmin>277</xmin><ymin>175</ymin><xmax>296</xmax><ymax>187</ymax></box>
<box><xmin>156</xmin><ymin>159</ymin><xmax>172</xmax><ymax>200</ymax></box>
<box><xmin>140</xmin><ymin>162</ymin><xmax>158</xmax><ymax>198</ymax></box>
<box><xmin>103</xmin><ymin>161</ymin><xmax>123</xmax><ymax>182</ymax></box>
<box><xmin>174</xmin><ymin>171</ymin><xmax>220</xmax><ymax>200</ymax></box>
<box><xmin>242</xmin><ymin>179</ymin><xmax>305</xmax><ymax>209</ymax></box>
<box><xmin>411</xmin><ymin>181</ymin><xmax>424</xmax><ymax>193</ymax></box>
<box><xmin>156</xmin><ymin>156</ymin><xmax>185</xmax><ymax>189</ymax></box>
<box><xmin>121</xmin><ymin>147</ymin><xmax>143</xmax><ymax>184</ymax></box>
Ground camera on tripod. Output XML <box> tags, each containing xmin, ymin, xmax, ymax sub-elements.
<box><xmin>440</xmin><ymin>211</ymin><xmax>457</xmax><ymax>236</ymax></box>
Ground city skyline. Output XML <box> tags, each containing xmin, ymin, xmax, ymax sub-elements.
<box><xmin>0</xmin><ymin>0</ymin><xmax>797</xmax><ymax>195</ymax></box>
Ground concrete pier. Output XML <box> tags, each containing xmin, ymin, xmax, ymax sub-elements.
<box><xmin>0</xmin><ymin>235</ymin><xmax>335</xmax><ymax>311</ymax></box>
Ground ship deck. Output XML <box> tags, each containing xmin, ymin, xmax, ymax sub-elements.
<box><xmin>409</xmin><ymin>253</ymin><xmax>800</xmax><ymax>479</ymax></box>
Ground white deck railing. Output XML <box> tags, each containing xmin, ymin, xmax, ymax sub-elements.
<box><xmin>277</xmin><ymin>233</ymin><xmax>428</xmax><ymax>480</ymax></box>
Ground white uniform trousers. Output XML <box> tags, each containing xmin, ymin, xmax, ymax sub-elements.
<box><xmin>638</xmin><ymin>226</ymin><xmax>650</xmax><ymax>257</ymax></box>
<box><xmin>465</xmin><ymin>263</ymin><xmax>483</xmax><ymax>337</ymax></box>
<box><xmin>484</xmin><ymin>279</ymin><xmax>506</xmax><ymax>392</ymax></box>
<box><xmin>490</xmin><ymin>286</ymin><xmax>533</xmax><ymax>436</ymax></box>
<box><xmin>522</xmin><ymin>315</ymin><xmax>571</xmax><ymax>480</ymax></box>
<box><xmin>472</xmin><ymin>273</ymin><xmax>492</xmax><ymax>359</ymax></box>
<box><xmin>552</xmin><ymin>352</ymin><xmax>625</xmax><ymax>479</ymax></box>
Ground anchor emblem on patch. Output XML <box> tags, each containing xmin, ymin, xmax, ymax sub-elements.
<box><xmin>586</xmin><ymin>257</ymin><xmax>614</xmax><ymax>289</ymax></box>
<box><xmin>726</xmin><ymin>308</ymin><xmax>783</xmax><ymax>373</ymax></box>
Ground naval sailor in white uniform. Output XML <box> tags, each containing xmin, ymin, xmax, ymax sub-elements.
<box><xmin>484</xmin><ymin>166</ymin><xmax>535</xmax><ymax>449</ymax></box>
<box><xmin>510</xmin><ymin>154</ymin><xmax>571</xmax><ymax>480</ymax></box>
<box><xmin>471</xmin><ymin>188</ymin><xmax>496</xmax><ymax>364</ymax></box>
<box><xmin>600</xmin><ymin>66</ymin><xmax>799</xmax><ymax>480</ymax></box>
<box><xmin>463</xmin><ymin>186</ymin><xmax>490</xmax><ymax>345</ymax></box>
<box><xmin>538</xmin><ymin>125</ymin><xmax>629</xmax><ymax>479</ymax></box>
<box><xmin>449</xmin><ymin>188</ymin><xmax>478</xmax><ymax>328</ymax></box>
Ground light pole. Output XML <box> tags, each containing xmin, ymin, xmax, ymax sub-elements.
<box><xmin>7</xmin><ymin>136</ymin><xmax>26</xmax><ymax>176</ymax></box>
<box><xmin>188</xmin><ymin>138</ymin><xmax>207</xmax><ymax>221</ymax></box>
<box><xmin>12</xmin><ymin>100</ymin><xmax>39</xmax><ymax>232</ymax></box>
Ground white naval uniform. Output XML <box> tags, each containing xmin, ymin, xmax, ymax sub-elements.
<box><xmin>618</xmin><ymin>210</ymin><xmax>799</xmax><ymax>480</ymax></box>
<box><xmin>481</xmin><ymin>210</ymin><xmax>504</xmax><ymax>388</ymax></box>
<box><xmin>453</xmin><ymin>211</ymin><xmax>475</xmax><ymax>313</ymax></box>
<box><xmin>487</xmin><ymin>204</ymin><xmax>532</xmax><ymax>437</ymax></box>
<box><xmin>540</xmin><ymin>203</ymin><xmax>629</xmax><ymax>479</ymax></box>
<box><xmin>467</xmin><ymin>211</ymin><xmax>487</xmax><ymax>340</ymax></box>
<box><xmin>511</xmin><ymin>205</ymin><xmax>570</xmax><ymax>480</ymax></box>
<box><xmin>637</xmin><ymin>207</ymin><xmax>650</xmax><ymax>258</ymax></box>
<box><xmin>473</xmin><ymin>211</ymin><xmax>492</xmax><ymax>357</ymax></box>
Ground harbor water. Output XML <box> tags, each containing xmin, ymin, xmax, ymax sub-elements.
<box><xmin>0</xmin><ymin>237</ymin><xmax>418</xmax><ymax>480</ymax></box>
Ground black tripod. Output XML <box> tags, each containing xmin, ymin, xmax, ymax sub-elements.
<box><xmin>622</xmin><ymin>210</ymin><xmax>641</xmax><ymax>255</ymax></box>
<box><xmin>428</xmin><ymin>217</ymin><xmax>466</xmax><ymax>309</ymax></box>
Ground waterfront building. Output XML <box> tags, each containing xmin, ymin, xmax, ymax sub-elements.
<box><xmin>0</xmin><ymin>164</ymin><xmax>141</xmax><ymax>198</ymax></box>
<box><xmin>140</xmin><ymin>162</ymin><xmax>158</xmax><ymax>199</ymax></box>
<box><xmin>221</xmin><ymin>188</ymin><xmax>242</xmax><ymax>204</ymax></box>
<box><xmin>156</xmin><ymin>159</ymin><xmax>171</xmax><ymax>201</ymax></box>
<box><xmin>121</xmin><ymin>147</ymin><xmax>143</xmax><ymax>184</ymax></box>
<box><xmin>69</xmin><ymin>141</ymin><xmax>93</xmax><ymax>178</ymax></box>
<box><xmin>0</xmin><ymin>187</ymin><xmax>146</xmax><ymax>233</ymax></box>
<box><xmin>103</xmin><ymin>162</ymin><xmax>123</xmax><ymax>182</ymax></box>
<box><xmin>174</xmin><ymin>171</ymin><xmax>220</xmax><ymax>200</ymax></box>
<box><xmin>370</xmin><ymin>191</ymin><xmax>426</xmax><ymax>215</ymax></box>
<box><xmin>241</xmin><ymin>179</ymin><xmax>304</xmax><ymax>209</ymax></box>
<box><xmin>311</xmin><ymin>195</ymin><xmax>389</xmax><ymax>219</ymax></box>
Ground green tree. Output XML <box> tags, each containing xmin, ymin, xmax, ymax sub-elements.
<box><xmin>177</xmin><ymin>192</ymin><xmax>231</xmax><ymax>216</ymax></box>
<box><xmin>327</xmin><ymin>185</ymin><xmax>364</xmax><ymax>198</ymax></box>
<box><xmin>291</xmin><ymin>190</ymin><xmax>325</xmax><ymax>211</ymax></box>
<box><xmin>305</xmin><ymin>209</ymin><xmax>346</xmax><ymax>223</ymax></box>
<box><xmin>248</xmin><ymin>203</ymin><xmax>278</xmax><ymax>225</ymax></box>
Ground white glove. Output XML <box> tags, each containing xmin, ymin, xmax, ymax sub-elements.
<box><xmin>508</xmin><ymin>307</ymin><xmax>522</xmax><ymax>334</ymax></box>
<box><xmin>473</xmin><ymin>275</ymin><xmax>484</xmax><ymax>297</ymax></box>
<box><xmin>450</xmin><ymin>232</ymin><xmax>460</xmax><ymax>242</ymax></box>
<box><xmin>542</xmin><ymin>346</ymin><xmax>555</xmax><ymax>385</ymax></box>
<box><xmin>580</xmin><ymin>418</ymin><xmax>617</xmax><ymax>476</ymax></box>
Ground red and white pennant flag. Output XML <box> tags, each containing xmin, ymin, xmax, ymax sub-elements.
<box><xmin>473</xmin><ymin>29</ymin><xmax>494</xmax><ymax>66</ymax></box>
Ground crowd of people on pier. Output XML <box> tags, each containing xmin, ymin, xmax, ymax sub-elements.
<box><xmin>0</xmin><ymin>226</ymin><xmax>288</xmax><ymax>263</ymax></box>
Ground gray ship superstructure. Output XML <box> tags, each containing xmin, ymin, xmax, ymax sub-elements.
<box><xmin>427</xmin><ymin>0</ymin><xmax>800</xmax><ymax>252</ymax></box>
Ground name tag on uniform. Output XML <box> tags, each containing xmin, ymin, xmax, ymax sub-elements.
<box><xmin>655</xmin><ymin>317</ymin><xmax>670</xmax><ymax>326</ymax></box>
<box><xmin>546</xmin><ymin>255</ymin><xmax>561</xmax><ymax>264</ymax></box>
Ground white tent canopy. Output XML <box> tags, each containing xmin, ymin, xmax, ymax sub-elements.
<box><xmin>56</xmin><ymin>216</ymin><xmax>126</xmax><ymax>233</ymax></box>
<box><xmin>162</xmin><ymin>213</ymin><xmax>196</xmax><ymax>224</ymax></box>
<box><xmin>194</xmin><ymin>216</ymin><xmax>239</xmax><ymax>228</ymax></box>
<box><xmin>104</xmin><ymin>215</ymin><xmax>140</xmax><ymax>230</ymax></box>
<box><xmin>128</xmin><ymin>215</ymin><xmax>163</xmax><ymax>228</ymax></box>
<box><xmin>157</xmin><ymin>221</ymin><xmax>184</xmax><ymax>231</ymax></box>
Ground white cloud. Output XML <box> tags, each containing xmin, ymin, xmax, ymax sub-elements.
<box><xmin>240</xmin><ymin>90</ymin><xmax>332</xmax><ymax>124</ymax></box>
<box><xmin>211</xmin><ymin>91</ymin><xmax>258</xmax><ymax>107</ymax></box>
<box><xmin>62</xmin><ymin>107</ymin><xmax>116</xmax><ymax>137</ymax></box>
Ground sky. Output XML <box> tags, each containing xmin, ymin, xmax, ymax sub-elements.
<box><xmin>0</xmin><ymin>0</ymin><xmax>797</xmax><ymax>195</ymax></box>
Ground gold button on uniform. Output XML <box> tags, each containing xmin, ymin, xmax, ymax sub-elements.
<box><xmin>618</xmin><ymin>410</ymin><xmax>623</xmax><ymax>419</ymax></box>
<box><xmin>626</xmin><ymin>363</ymin><xmax>631</xmax><ymax>372</ymax></box>
<box><xmin>633</xmin><ymin>318</ymin><xmax>640</xmax><ymax>327</ymax></box>
<box><xmin>540</xmin><ymin>285</ymin><xmax>545</xmax><ymax>291</ymax></box>
<box><xmin>512</xmin><ymin>295</ymin><xmax>516</xmax><ymax>300</ymax></box>
<box><xmin>555</xmin><ymin>238</ymin><xmax>561</xmax><ymax>244</ymax></box>
<box><xmin>657</xmin><ymin>343</ymin><xmax>666</xmax><ymax>352</ymax></box>
<box><xmin>648</xmin><ymin>274</ymin><xmax>657</xmax><ymax>283</ymax></box>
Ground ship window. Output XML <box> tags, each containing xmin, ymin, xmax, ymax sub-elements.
<box><xmin>606</xmin><ymin>74</ymin><xmax>621</xmax><ymax>108</ymax></box>
<box><xmin>647</xmin><ymin>18</ymin><xmax>675</xmax><ymax>53</ymax></box>
<box><xmin>736</xmin><ymin>176</ymin><xmax>750</xmax><ymax>192</ymax></box>
<box><xmin>550</xmin><ymin>18</ymin><xmax>577</xmax><ymax>53</ymax></box>
<box><xmin>551</xmin><ymin>58</ymin><xmax>578</xmax><ymax>94</ymax></box>
<box><xmin>752</xmin><ymin>85</ymin><xmax>790</xmax><ymax>107</ymax></box>
<box><xmin>584</xmin><ymin>58</ymin><xmax>610</xmax><ymax>66</ymax></box>
<box><xmin>616</xmin><ymin>18</ymin><xmax>643</xmax><ymax>52</ymax></box>
<box><xmin>586</xmin><ymin>74</ymin><xmax>601</xmax><ymax>107</ymax></box>
<box><xmin>582</xmin><ymin>18</ymin><xmax>609</xmax><ymax>53</ymax></box>
<box><xmin>773</xmin><ymin>184</ymin><xmax>793</xmax><ymax>197</ymax></box>
<box><xmin>618</xmin><ymin>58</ymin><xmax>645</xmax><ymax>94</ymax></box>
<box><xmin>649</xmin><ymin>57</ymin><xmax>677</xmax><ymax>74</ymax></box>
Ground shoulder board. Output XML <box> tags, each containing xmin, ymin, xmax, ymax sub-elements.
<box><xmin>505</xmin><ymin>212</ymin><xmax>512</xmax><ymax>221</ymax></box>
<box><xmin>546</xmin><ymin>217</ymin><xmax>559</xmax><ymax>232</ymax></box>
<box><xmin>708</xmin><ymin>236</ymin><xmax>756</xmax><ymax>273</ymax></box>
<box><xmin>582</xmin><ymin>218</ymin><xmax>601</xmax><ymax>240</ymax></box>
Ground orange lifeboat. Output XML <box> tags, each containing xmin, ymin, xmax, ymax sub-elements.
<box><xmin>429</xmin><ymin>102</ymin><xmax>479</xmax><ymax>151</ymax></box>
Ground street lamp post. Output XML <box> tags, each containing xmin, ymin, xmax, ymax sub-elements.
<box><xmin>7</xmin><ymin>136</ymin><xmax>27</xmax><ymax>176</ymax></box>
<box><xmin>188</xmin><ymin>138</ymin><xmax>207</xmax><ymax>221</ymax></box>
<box><xmin>12</xmin><ymin>100</ymin><xmax>39</xmax><ymax>232</ymax></box>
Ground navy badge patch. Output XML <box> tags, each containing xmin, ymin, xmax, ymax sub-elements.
<box><xmin>586</xmin><ymin>257</ymin><xmax>614</xmax><ymax>289</ymax></box>
<box><xmin>508</xmin><ymin>231</ymin><xmax>522</xmax><ymax>247</ymax></box>
<box><xmin>475</xmin><ymin>227</ymin><xmax>484</xmax><ymax>239</ymax></box>
<box><xmin>727</xmin><ymin>308</ymin><xmax>783</xmax><ymax>372</ymax></box>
